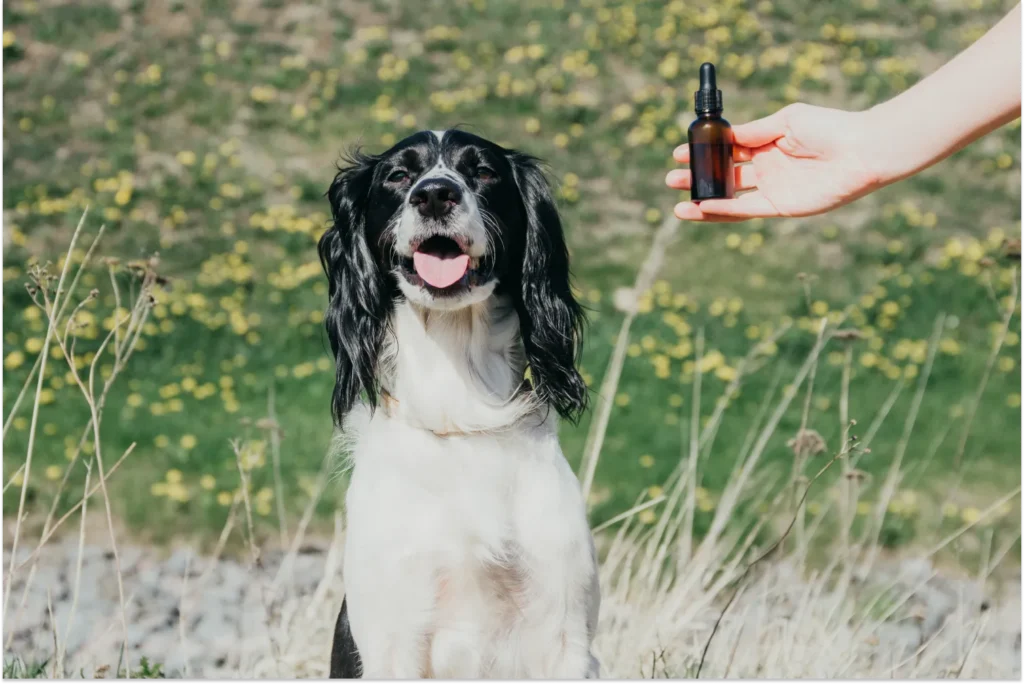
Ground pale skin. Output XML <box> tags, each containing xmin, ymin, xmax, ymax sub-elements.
<box><xmin>667</xmin><ymin>3</ymin><xmax>1022</xmax><ymax>222</ymax></box>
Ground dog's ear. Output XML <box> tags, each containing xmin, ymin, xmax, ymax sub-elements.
<box><xmin>319</xmin><ymin>151</ymin><xmax>388</xmax><ymax>425</ymax></box>
<box><xmin>507</xmin><ymin>152</ymin><xmax>588</xmax><ymax>423</ymax></box>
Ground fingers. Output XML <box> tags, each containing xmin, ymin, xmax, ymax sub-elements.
<box><xmin>665</xmin><ymin>165</ymin><xmax>758</xmax><ymax>191</ymax></box>
<box><xmin>673</xmin><ymin>192</ymin><xmax>780</xmax><ymax>222</ymax></box>
<box><xmin>672</xmin><ymin>202</ymin><xmax>750</xmax><ymax>223</ymax></box>
<box><xmin>730</xmin><ymin>108</ymin><xmax>791</xmax><ymax>147</ymax></box>
<box><xmin>673</xmin><ymin>144</ymin><xmax>753</xmax><ymax>164</ymax></box>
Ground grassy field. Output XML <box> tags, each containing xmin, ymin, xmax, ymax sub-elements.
<box><xmin>3</xmin><ymin>0</ymin><xmax>1021</xmax><ymax>558</ymax></box>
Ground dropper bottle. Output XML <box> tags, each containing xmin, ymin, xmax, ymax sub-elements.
<box><xmin>687</xmin><ymin>62</ymin><xmax>735</xmax><ymax>201</ymax></box>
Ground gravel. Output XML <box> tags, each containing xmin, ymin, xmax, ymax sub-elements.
<box><xmin>2</xmin><ymin>539</ymin><xmax>1020</xmax><ymax>678</ymax></box>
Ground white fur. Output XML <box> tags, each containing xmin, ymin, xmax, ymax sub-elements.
<box><xmin>340</xmin><ymin>295</ymin><xmax>601</xmax><ymax>678</ymax></box>
<box><xmin>393</xmin><ymin>148</ymin><xmax>495</xmax><ymax>311</ymax></box>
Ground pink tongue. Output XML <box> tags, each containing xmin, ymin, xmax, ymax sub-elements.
<box><xmin>413</xmin><ymin>252</ymin><xmax>470</xmax><ymax>288</ymax></box>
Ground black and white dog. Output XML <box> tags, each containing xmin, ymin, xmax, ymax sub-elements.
<box><xmin>320</xmin><ymin>130</ymin><xmax>600</xmax><ymax>678</ymax></box>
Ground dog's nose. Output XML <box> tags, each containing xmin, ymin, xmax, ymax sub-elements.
<box><xmin>410</xmin><ymin>179</ymin><xmax>462</xmax><ymax>219</ymax></box>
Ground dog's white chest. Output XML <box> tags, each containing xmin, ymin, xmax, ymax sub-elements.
<box><xmin>342</xmin><ymin>410</ymin><xmax>599</xmax><ymax>678</ymax></box>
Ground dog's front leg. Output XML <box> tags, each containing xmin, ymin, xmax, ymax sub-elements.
<box><xmin>344</xmin><ymin>554</ymin><xmax>437</xmax><ymax>679</ymax></box>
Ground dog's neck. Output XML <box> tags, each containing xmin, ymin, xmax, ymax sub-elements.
<box><xmin>379</xmin><ymin>295</ymin><xmax>539</xmax><ymax>435</ymax></box>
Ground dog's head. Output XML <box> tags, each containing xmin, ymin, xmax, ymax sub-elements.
<box><xmin>319</xmin><ymin>130</ymin><xmax>587</xmax><ymax>425</ymax></box>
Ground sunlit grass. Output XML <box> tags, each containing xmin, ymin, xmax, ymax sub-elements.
<box><xmin>2</xmin><ymin>0</ymin><xmax>1020</xmax><ymax>550</ymax></box>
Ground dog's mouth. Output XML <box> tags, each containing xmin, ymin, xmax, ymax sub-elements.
<box><xmin>399</xmin><ymin>235</ymin><xmax>492</xmax><ymax>295</ymax></box>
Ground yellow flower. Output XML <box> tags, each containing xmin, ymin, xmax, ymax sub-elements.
<box><xmin>960</xmin><ymin>507</ymin><xmax>981</xmax><ymax>524</ymax></box>
<box><xmin>1008</xmin><ymin>393</ymin><xmax>1021</xmax><ymax>408</ymax></box>
<box><xmin>856</xmin><ymin>501</ymin><xmax>871</xmax><ymax>516</ymax></box>
<box><xmin>942</xmin><ymin>502</ymin><xmax>959</xmax><ymax>518</ymax></box>
<box><xmin>638</xmin><ymin>509</ymin><xmax>657</xmax><ymax>524</ymax></box>
<box><xmin>154</xmin><ymin>435</ymin><xmax>170</xmax><ymax>448</ymax></box>
<box><xmin>250</xmin><ymin>85</ymin><xmax>278</xmax><ymax>103</ymax></box>
<box><xmin>217</xmin><ymin>491</ymin><xmax>233</xmax><ymax>506</ymax></box>
<box><xmin>166</xmin><ymin>469</ymin><xmax>183</xmax><ymax>484</ymax></box>
<box><xmin>647</xmin><ymin>486</ymin><xmax>664</xmax><ymax>499</ymax></box>
<box><xmin>200</xmin><ymin>475</ymin><xmax>216</xmax><ymax>490</ymax></box>
<box><xmin>151</xmin><ymin>482</ymin><xmax>169</xmax><ymax>497</ymax></box>
<box><xmin>638</xmin><ymin>454</ymin><xmax>655</xmax><ymax>468</ymax></box>
<box><xmin>811</xmin><ymin>300</ymin><xmax>828</xmax><ymax>316</ymax></box>
<box><xmin>45</xmin><ymin>465</ymin><xmax>62</xmax><ymax>481</ymax></box>
<box><xmin>998</xmin><ymin>356</ymin><xmax>1015</xmax><ymax>372</ymax></box>
<box><xmin>176</xmin><ymin>150</ymin><xmax>197</xmax><ymax>166</ymax></box>
<box><xmin>180</xmin><ymin>434</ymin><xmax>197</xmax><ymax>450</ymax></box>
<box><xmin>4</xmin><ymin>350</ymin><xmax>25</xmax><ymax>370</ymax></box>
<box><xmin>715</xmin><ymin>365</ymin><xmax>736</xmax><ymax>382</ymax></box>
<box><xmin>615</xmin><ymin>393</ymin><xmax>630</xmax><ymax>407</ymax></box>
<box><xmin>3</xmin><ymin>30</ymin><xmax>15</xmax><ymax>48</ymax></box>
<box><xmin>524</xmin><ymin>117</ymin><xmax>541</xmax><ymax>134</ymax></box>
<box><xmin>939</xmin><ymin>338</ymin><xmax>961</xmax><ymax>356</ymax></box>
<box><xmin>167</xmin><ymin>483</ymin><xmax>190</xmax><ymax>503</ymax></box>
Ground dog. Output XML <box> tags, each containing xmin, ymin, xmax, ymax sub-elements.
<box><xmin>319</xmin><ymin>130</ymin><xmax>600</xmax><ymax>679</ymax></box>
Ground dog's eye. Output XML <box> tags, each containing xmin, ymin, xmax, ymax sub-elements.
<box><xmin>476</xmin><ymin>167</ymin><xmax>496</xmax><ymax>181</ymax></box>
<box><xmin>387</xmin><ymin>170</ymin><xmax>409</xmax><ymax>183</ymax></box>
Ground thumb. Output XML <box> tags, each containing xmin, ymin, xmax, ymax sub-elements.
<box><xmin>730</xmin><ymin>108</ymin><xmax>791</xmax><ymax>148</ymax></box>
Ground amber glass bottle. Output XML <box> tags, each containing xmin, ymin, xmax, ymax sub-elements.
<box><xmin>687</xmin><ymin>62</ymin><xmax>735</xmax><ymax>201</ymax></box>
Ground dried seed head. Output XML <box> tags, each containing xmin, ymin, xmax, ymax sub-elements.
<box><xmin>832</xmin><ymin>328</ymin><xmax>864</xmax><ymax>341</ymax></box>
<box><xmin>787</xmin><ymin>428</ymin><xmax>827</xmax><ymax>458</ymax></box>
<box><xmin>1003</xmin><ymin>238</ymin><xmax>1021</xmax><ymax>260</ymax></box>
<box><xmin>845</xmin><ymin>469</ymin><xmax>867</xmax><ymax>481</ymax></box>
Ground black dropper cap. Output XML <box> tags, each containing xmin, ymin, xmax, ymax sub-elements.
<box><xmin>694</xmin><ymin>62</ymin><xmax>723</xmax><ymax>115</ymax></box>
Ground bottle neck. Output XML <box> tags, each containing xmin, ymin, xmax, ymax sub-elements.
<box><xmin>695</xmin><ymin>109</ymin><xmax>722</xmax><ymax>119</ymax></box>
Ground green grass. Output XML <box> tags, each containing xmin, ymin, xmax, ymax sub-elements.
<box><xmin>2</xmin><ymin>0</ymin><xmax>1020</xmax><ymax>549</ymax></box>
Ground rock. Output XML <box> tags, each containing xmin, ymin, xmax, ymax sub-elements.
<box><xmin>872</xmin><ymin>621</ymin><xmax>922</xmax><ymax>660</ymax></box>
<box><xmin>165</xmin><ymin>547</ymin><xmax>195</xmax><ymax>576</ymax></box>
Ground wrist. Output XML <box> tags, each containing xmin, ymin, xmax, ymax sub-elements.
<box><xmin>843</xmin><ymin>105</ymin><xmax>901</xmax><ymax>193</ymax></box>
<box><xmin>854</xmin><ymin>102</ymin><xmax>923</xmax><ymax>189</ymax></box>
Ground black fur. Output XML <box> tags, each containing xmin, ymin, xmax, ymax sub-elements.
<box><xmin>318</xmin><ymin>151</ymin><xmax>392</xmax><ymax>422</ymax></box>
<box><xmin>329</xmin><ymin>596</ymin><xmax>362</xmax><ymax>678</ymax></box>
<box><xmin>505</xmin><ymin>152</ymin><xmax>589</xmax><ymax>422</ymax></box>
<box><xmin>319</xmin><ymin>130</ymin><xmax>590</xmax><ymax>675</ymax></box>
<box><xmin>318</xmin><ymin>130</ymin><xmax>588</xmax><ymax>426</ymax></box>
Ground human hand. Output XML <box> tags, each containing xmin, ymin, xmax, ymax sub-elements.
<box><xmin>666</xmin><ymin>104</ymin><xmax>886</xmax><ymax>222</ymax></box>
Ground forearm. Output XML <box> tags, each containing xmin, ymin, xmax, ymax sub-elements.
<box><xmin>864</xmin><ymin>3</ymin><xmax>1021</xmax><ymax>185</ymax></box>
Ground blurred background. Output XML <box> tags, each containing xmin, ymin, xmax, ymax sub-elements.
<box><xmin>3</xmin><ymin>0</ymin><xmax>1020</xmax><ymax>580</ymax></box>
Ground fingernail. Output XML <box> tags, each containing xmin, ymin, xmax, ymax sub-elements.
<box><xmin>673</xmin><ymin>145</ymin><xmax>687</xmax><ymax>157</ymax></box>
